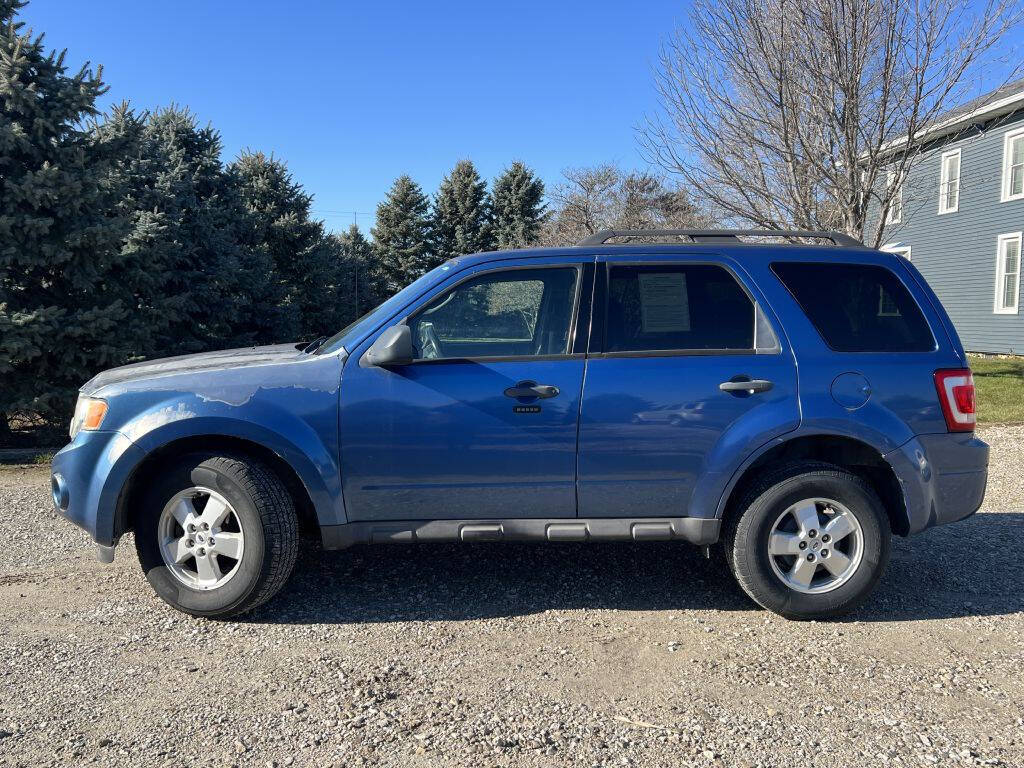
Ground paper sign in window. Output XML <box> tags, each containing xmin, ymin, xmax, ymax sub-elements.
<box><xmin>638</xmin><ymin>272</ymin><xmax>690</xmax><ymax>332</ymax></box>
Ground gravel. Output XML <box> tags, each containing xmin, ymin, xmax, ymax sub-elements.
<box><xmin>1</xmin><ymin>426</ymin><xmax>1022</xmax><ymax>768</ymax></box>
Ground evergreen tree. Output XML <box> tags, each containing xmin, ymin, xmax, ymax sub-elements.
<box><xmin>229</xmin><ymin>151</ymin><xmax>341</xmax><ymax>341</ymax></box>
<box><xmin>141</xmin><ymin>107</ymin><xmax>269</xmax><ymax>352</ymax></box>
<box><xmin>0</xmin><ymin>1</ymin><xmax>135</xmax><ymax>427</ymax></box>
<box><xmin>371</xmin><ymin>175</ymin><xmax>431</xmax><ymax>295</ymax></box>
<box><xmin>490</xmin><ymin>161</ymin><xmax>545</xmax><ymax>249</ymax></box>
<box><xmin>335</xmin><ymin>223</ymin><xmax>380</xmax><ymax>321</ymax></box>
<box><xmin>92</xmin><ymin>103</ymin><xmax>186</xmax><ymax>361</ymax></box>
<box><xmin>430</xmin><ymin>159</ymin><xmax>491</xmax><ymax>263</ymax></box>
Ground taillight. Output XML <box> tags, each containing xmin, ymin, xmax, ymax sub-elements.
<box><xmin>934</xmin><ymin>369</ymin><xmax>976</xmax><ymax>432</ymax></box>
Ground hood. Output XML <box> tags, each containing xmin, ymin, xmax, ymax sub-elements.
<box><xmin>81</xmin><ymin>343</ymin><xmax>306</xmax><ymax>396</ymax></box>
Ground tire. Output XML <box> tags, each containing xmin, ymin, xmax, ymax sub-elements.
<box><xmin>134</xmin><ymin>453</ymin><xmax>298</xmax><ymax>618</ymax></box>
<box><xmin>723</xmin><ymin>462</ymin><xmax>891</xmax><ymax>620</ymax></box>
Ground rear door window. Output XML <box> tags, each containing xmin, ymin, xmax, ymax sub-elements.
<box><xmin>604</xmin><ymin>264</ymin><xmax>755</xmax><ymax>352</ymax></box>
<box><xmin>771</xmin><ymin>262</ymin><xmax>935</xmax><ymax>352</ymax></box>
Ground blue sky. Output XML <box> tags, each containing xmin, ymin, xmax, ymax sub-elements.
<box><xmin>21</xmin><ymin>0</ymin><xmax>689</xmax><ymax>232</ymax></box>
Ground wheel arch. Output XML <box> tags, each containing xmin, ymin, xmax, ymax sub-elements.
<box><xmin>114</xmin><ymin>434</ymin><xmax>322</xmax><ymax>541</ymax></box>
<box><xmin>716</xmin><ymin>433</ymin><xmax>909</xmax><ymax>537</ymax></box>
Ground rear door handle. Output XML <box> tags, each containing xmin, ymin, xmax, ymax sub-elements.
<box><xmin>504</xmin><ymin>381</ymin><xmax>560</xmax><ymax>399</ymax></box>
<box><xmin>719</xmin><ymin>378</ymin><xmax>774</xmax><ymax>394</ymax></box>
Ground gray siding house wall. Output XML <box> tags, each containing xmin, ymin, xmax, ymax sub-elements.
<box><xmin>870</xmin><ymin>101</ymin><xmax>1024</xmax><ymax>354</ymax></box>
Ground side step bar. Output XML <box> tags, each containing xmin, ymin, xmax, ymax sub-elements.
<box><xmin>321</xmin><ymin>517</ymin><xmax>720</xmax><ymax>550</ymax></box>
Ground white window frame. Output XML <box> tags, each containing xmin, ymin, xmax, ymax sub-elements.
<box><xmin>994</xmin><ymin>232</ymin><xmax>1022</xmax><ymax>315</ymax></box>
<box><xmin>885</xmin><ymin>169</ymin><xmax>903</xmax><ymax>224</ymax></box>
<box><xmin>881</xmin><ymin>243</ymin><xmax>912</xmax><ymax>261</ymax></box>
<box><xmin>937</xmin><ymin>148</ymin><xmax>961</xmax><ymax>214</ymax></box>
<box><xmin>1000</xmin><ymin>127</ymin><xmax>1024</xmax><ymax>202</ymax></box>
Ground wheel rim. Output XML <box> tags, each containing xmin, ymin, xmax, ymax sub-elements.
<box><xmin>157</xmin><ymin>487</ymin><xmax>245</xmax><ymax>591</ymax></box>
<box><xmin>767</xmin><ymin>497</ymin><xmax>864</xmax><ymax>594</ymax></box>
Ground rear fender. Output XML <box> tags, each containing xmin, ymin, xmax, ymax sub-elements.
<box><xmin>709</xmin><ymin>423</ymin><xmax>907</xmax><ymax>526</ymax></box>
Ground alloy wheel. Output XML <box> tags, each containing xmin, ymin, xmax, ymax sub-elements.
<box><xmin>157</xmin><ymin>487</ymin><xmax>246</xmax><ymax>590</ymax></box>
<box><xmin>767</xmin><ymin>497</ymin><xmax>864</xmax><ymax>594</ymax></box>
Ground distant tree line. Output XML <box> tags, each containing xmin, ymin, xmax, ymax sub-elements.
<box><xmin>0</xmin><ymin>0</ymin><xmax>709</xmax><ymax>432</ymax></box>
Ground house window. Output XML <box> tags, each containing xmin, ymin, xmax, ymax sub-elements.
<box><xmin>885</xmin><ymin>169</ymin><xmax>903</xmax><ymax>224</ymax></box>
<box><xmin>881</xmin><ymin>244</ymin><xmax>911</xmax><ymax>261</ymax></box>
<box><xmin>1001</xmin><ymin>128</ymin><xmax>1024</xmax><ymax>202</ymax></box>
<box><xmin>994</xmin><ymin>232</ymin><xmax>1022</xmax><ymax>314</ymax></box>
<box><xmin>938</xmin><ymin>149</ymin><xmax>961</xmax><ymax>214</ymax></box>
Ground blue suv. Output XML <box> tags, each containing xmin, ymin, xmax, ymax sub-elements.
<box><xmin>50</xmin><ymin>229</ymin><xmax>989</xmax><ymax>619</ymax></box>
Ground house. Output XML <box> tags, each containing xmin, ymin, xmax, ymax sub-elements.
<box><xmin>873</xmin><ymin>78</ymin><xmax>1024</xmax><ymax>354</ymax></box>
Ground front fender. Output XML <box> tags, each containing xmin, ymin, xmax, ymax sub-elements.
<box><xmin>92</xmin><ymin>349</ymin><xmax>345</xmax><ymax>531</ymax></box>
<box><xmin>121</xmin><ymin>403</ymin><xmax>345</xmax><ymax>528</ymax></box>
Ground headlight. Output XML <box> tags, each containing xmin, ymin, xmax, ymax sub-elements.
<box><xmin>70</xmin><ymin>396</ymin><xmax>108</xmax><ymax>439</ymax></box>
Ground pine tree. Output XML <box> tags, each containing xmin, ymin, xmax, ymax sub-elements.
<box><xmin>92</xmin><ymin>103</ymin><xmax>187</xmax><ymax>362</ymax></box>
<box><xmin>0</xmin><ymin>1</ymin><xmax>136</xmax><ymax>427</ymax></box>
<box><xmin>141</xmin><ymin>107</ymin><xmax>269</xmax><ymax>352</ymax></box>
<box><xmin>335</xmin><ymin>223</ymin><xmax>379</xmax><ymax>321</ymax></box>
<box><xmin>229</xmin><ymin>151</ymin><xmax>342</xmax><ymax>341</ymax></box>
<box><xmin>430</xmin><ymin>160</ymin><xmax>492</xmax><ymax>263</ymax></box>
<box><xmin>371</xmin><ymin>175</ymin><xmax>431</xmax><ymax>295</ymax></box>
<box><xmin>490</xmin><ymin>161</ymin><xmax>545</xmax><ymax>249</ymax></box>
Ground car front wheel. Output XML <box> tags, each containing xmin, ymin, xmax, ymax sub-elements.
<box><xmin>724</xmin><ymin>462</ymin><xmax>891</xmax><ymax>620</ymax></box>
<box><xmin>134</xmin><ymin>454</ymin><xmax>298</xmax><ymax>618</ymax></box>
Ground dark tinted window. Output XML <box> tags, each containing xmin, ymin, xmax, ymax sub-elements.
<box><xmin>772</xmin><ymin>262</ymin><xmax>934</xmax><ymax>352</ymax></box>
<box><xmin>605</xmin><ymin>264</ymin><xmax>754</xmax><ymax>352</ymax></box>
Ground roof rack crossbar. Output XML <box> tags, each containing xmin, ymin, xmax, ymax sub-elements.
<box><xmin>576</xmin><ymin>229</ymin><xmax>863</xmax><ymax>248</ymax></box>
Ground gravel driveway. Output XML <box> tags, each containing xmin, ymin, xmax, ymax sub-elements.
<box><xmin>2</xmin><ymin>427</ymin><xmax>1022</xmax><ymax>768</ymax></box>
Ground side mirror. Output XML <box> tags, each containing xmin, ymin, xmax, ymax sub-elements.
<box><xmin>364</xmin><ymin>324</ymin><xmax>414</xmax><ymax>367</ymax></box>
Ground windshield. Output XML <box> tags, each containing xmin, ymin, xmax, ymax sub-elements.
<box><xmin>317</xmin><ymin>261</ymin><xmax>460</xmax><ymax>355</ymax></box>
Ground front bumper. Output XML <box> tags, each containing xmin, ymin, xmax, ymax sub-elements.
<box><xmin>50</xmin><ymin>429</ymin><xmax>145</xmax><ymax>550</ymax></box>
<box><xmin>885</xmin><ymin>432</ymin><xmax>989</xmax><ymax>535</ymax></box>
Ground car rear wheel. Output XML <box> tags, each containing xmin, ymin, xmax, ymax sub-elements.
<box><xmin>724</xmin><ymin>462</ymin><xmax>891</xmax><ymax>619</ymax></box>
<box><xmin>135</xmin><ymin>454</ymin><xmax>298</xmax><ymax>618</ymax></box>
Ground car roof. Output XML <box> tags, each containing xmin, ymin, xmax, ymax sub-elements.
<box><xmin>456</xmin><ymin>241</ymin><xmax>881</xmax><ymax>268</ymax></box>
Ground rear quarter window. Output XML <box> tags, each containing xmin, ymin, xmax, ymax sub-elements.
<box><xmin>771</xmin><ymin>262</ymin><xmax>935</xmax><ymax>352</ymax></box>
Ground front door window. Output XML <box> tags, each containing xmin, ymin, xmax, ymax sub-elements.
<box><xmin>408</xmin><ymin>268</ymin><xmax>579</xmax><ymax>360</ymax></box>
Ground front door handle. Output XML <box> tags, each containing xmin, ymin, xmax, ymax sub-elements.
<box><xmin>719</xmin><ymin>378</ymin><xmax>774</xmax><ymax>394</ymax></box>
<box><xmin>504</xmin><ymin>381</ymin><xmax>560</xmax><ymax>399</ymax></box>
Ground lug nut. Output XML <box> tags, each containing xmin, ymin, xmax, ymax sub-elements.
<box><xmin>806</xmin><ymin>553</ymin><xmax>816</xmax><ymax>562</ymax></box>
<box><xmin>198</xmin><ymin>547</ymin><xmax>206</xmax><ymax>556</ymax></box>
<box><xmin>201</xmin><ymin>523</ymin><xmax>209</xmax><ymax>531</ymax></box>
<box><xmin>798</xmin><ymin>541</ymin><xmax>808</xmax><ymax>550</ymax></box>
<box><xmin>808</xmin><ymin>529</ymin><xmax>818</xmax><ymax>538</ymax></box>
<box><xmin>821</xmin><ymin>534</ymin><xmax>831</xmax><ymax>543</ymax></box>
<box><xmin>187</xmin><ymin>524</ymin><xmax>196</xmax><ymax>533</ymax></box>
<box><xmin>208</xmin><ymin>538</ymin><xmax>215</xmax><ymax>546</ymax></box>
<box><xmin>187</xmin><ymin>539</ymin><xmax>194</xmax><ymax>547</ymax></box>
<box><xmin>821</xmin><ymin>549</ymin><xmax>830</xmax><ymax>558</ymax></box>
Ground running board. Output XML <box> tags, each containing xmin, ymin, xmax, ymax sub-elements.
<box><xmin>320</xmin><ymin>517</ymin><xmax>720</xmax><ymax>550</ymax></box>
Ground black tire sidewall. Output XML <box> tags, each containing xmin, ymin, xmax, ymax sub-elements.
<box><xmin>136</xmin><ymin>456</ymin><xmax>267</xmax><ymax>615</ymax></box>
<box><xmin>735</xmin><ymin>471</ymin><xmax>890</xmax><ymax>618</ymax></box>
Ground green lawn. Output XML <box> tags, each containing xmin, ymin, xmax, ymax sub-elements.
<box><xmin>969</xmin><ymin>355</ymin><xmax>1024</xmax><ymax>424</ymax></box>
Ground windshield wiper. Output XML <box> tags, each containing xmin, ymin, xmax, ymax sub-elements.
<box><xmin>302</xmin><ymin>336</ymin><xmax>328</xmax><ymax>354</ymax></box>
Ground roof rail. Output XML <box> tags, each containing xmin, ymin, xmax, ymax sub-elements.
<box><xmin>576</xmin><ymin>229</ymin><xmax>863</xmax><ymax>248</ymax></box>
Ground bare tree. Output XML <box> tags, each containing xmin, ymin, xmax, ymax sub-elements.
<box><xmin>639</xmin><ymin>0</ymin><xmax>1022</xmax><ymax>247</ymax></box>
<box><xmin>540</xmin><ymin>164</ymin><xmax>712</xmax><ymax>246</ymax></box>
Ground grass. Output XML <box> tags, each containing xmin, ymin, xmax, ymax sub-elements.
<box><xmin>969</xmin><ymin>355</ymin><xmax>1024</xmax><ymax>424</ymax></box>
